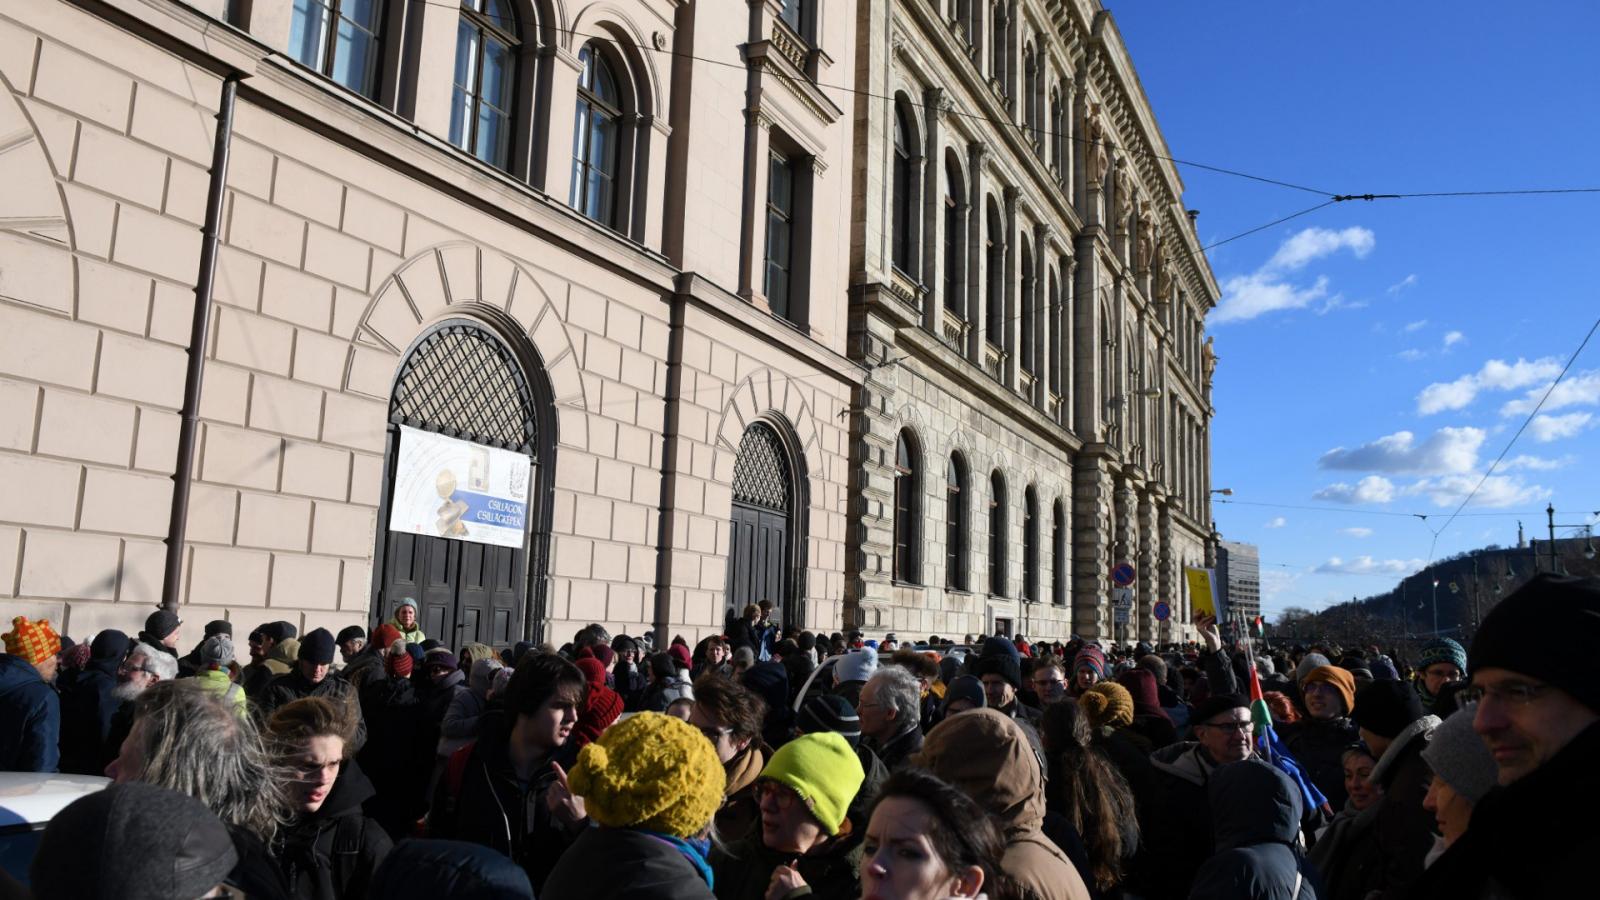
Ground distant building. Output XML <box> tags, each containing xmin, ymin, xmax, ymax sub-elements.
<box><xmin>1217</xmin><ymin>541</ymin><xmax>1260</xmax><ymax>624</ymax></box>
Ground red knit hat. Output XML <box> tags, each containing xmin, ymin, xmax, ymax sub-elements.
<box><xmin>385</xmin><ymin>649</ymin><xmax>414</xmax><ymax>679</ymax></box>
<box><xmin>668</xmin><ymin>643</ymin><xmax>692</xmax><ymax>670</ymax></box>
<box><xmin>3</xmin><ymin>617</ymin><xmax>61</xmax><ymax>667</ymax></box>
<box><xmin>572</xmin><ymin>682</ymin><xmax>624</xmax><ymax>748</ymax></box>
<box><xmin>575</xmin><ymin>657</ymin><xmax>608</xmax><ymax>687</ymax></box>
<box><xmin>371</xmin><ymin>623</ymin><xmax>403</xmax><ymax>651</ymax></box>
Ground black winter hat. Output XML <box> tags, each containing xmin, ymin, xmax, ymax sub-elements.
<box><xmin>336</xmin><ymin>625</ymin><xmax>367</xmax><ymax>645</ymax></box>
<box><xmin>796</xmin><ymin>694</ymin><xmax>863</xmax><ymax>747</ymax></box>
<box><xmin>259</xmin><ymin>620</ymin><xmax>295</xmax><ymax>643</ymax></box>
<box><xmin>203</xmin><ymin>619</ymin><xmax>232</xmax><ymax>638</ymax></box>
<box><xmin>143</xmin><ymin>609</ymin><xmax>181</xmax><ymax>641</ymax></box>
<box><xmin>89</xmin><ymin>629</ymin><xmax>129</xmax><ymax>662</ymax></box>
<box><xmin>972</xmin><ymin>635</ymin><xmax>1022</xmax><ymax>689</ymax></box>
<box><xmin>298</xmin><ymin>628</ymin><xmax>336</xmax><ymax>665</ymax></box>
<box><xmin>31</xmin><ymin>783</ymin><xmax>238</xmax><ymax>900</ymax></box>
<box><xmin>1470</xmin><ymin>573</ymin><xmax>1600</xmax><ymax>713</ymax></box>
<box><xmin>1192</xmin><ymin>692</ymin><xmax>1251</xmax><ymax>726</ymax></box>
<box><xmin>1353</xmin><ymin>680</ymin><xmax>1425</xmax><ymax>739</ymax></box>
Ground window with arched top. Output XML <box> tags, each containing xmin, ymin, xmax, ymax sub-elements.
<box><xmin>990</xmin><ymin>2</ymin><xmax>1008</xmax><ymax>91</ymax></box>
<box><xmin>1050</xmin><ymin>87</ymin><xmax>1064</xmax><ymax>174</ymax></box>
<box><xmin>289</xmin><ymin>0</ymin><xmax>386</xmax><ymax>99</ymax></box>
<box><xmin>943</xmin><ymin>152</ymin><xmax>966</xmax><ymax>320</ymax></box>
<box><xmin>893</xmin><ymin>430</ymin><xmax>921</xmax><ymax>584</ymax></box>
<box><xmin>985</xmin><ymin>197</ymin><xmax>1005</xmax><ymax>351</ymax></box>
<box><xmin>892</xmin><ymin>98</ymin><xmax>920</xmax><ymax>274</ymax></box>
<box><xmin>1047</xmin><ymin>267</ymin><xmax>1061</xmax><ymax>395</ymax></box>
<box><xmin>572</xmin><ymin>41</ymin><xmax>623</xmax><ymax>227</ymax></box>
<box><xmin>946</xmin><ymin>453</ymin><xmax>968</xmax><ymax>591</ymax></box>
<box><xmin>450</xmin><ymin>0</ymin><xmax>519</xmax><ymax>170</ymax></box>
<box><xmin>1023</xmin><ymin>43</ymin><xmax>1037</xmax><ymax>133</ymax></box>
<box><xmin>1020</xmin><ymin>238</ymin><xmax>1035</xmax><ymax>375</ymax></box>
<box><xmin>1023</xmin><ymin>486</ymin><xmax>1039</xmax><ymax>603</ymax></box>
<box><xmin>989</xmin><ymin>470</ymin><xmax>1007</xmax><ymax>596</ymax></box>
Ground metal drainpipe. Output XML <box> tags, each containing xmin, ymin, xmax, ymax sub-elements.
<box><xmin>651</xmin><ymin>286</ymin><xmax>688</xmax><ymax>647</ymax></box>
<box><xmin>161</xmin><ymin>74</ymin><xmax>240</xmax><ymax>609</ymax></box>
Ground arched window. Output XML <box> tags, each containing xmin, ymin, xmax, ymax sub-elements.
<box><xmin>1020</xmin><ymin>238</ymin><xmax>1035</xmax><ymax>375</ymax></box>
<box><xmin>572</xmin><ymin>41</ymin><xmax>623</xmax><ymax>227</ymax></box>
<box><xmin>943</xmin><ymin>152</ymin><xmax>966</xmax><ymax>319</ymax></box>
<box><xmin>1023</xmin><ymin>486</ymin><xmax>1038</xmax><ymax>603</ymax></box>
<box><xmin>990</xmin><ymin>2</ymin><xmax>1008</xmax><ymax>90</ymax></box>
<box><xmin>1047</xmin><ymin>268</ymin><xmax>1060</xmax><ymax>395</ymax></box>
<box><xmin>450</xmin><ymin>0</ymin><xmax>519</xmax><ymax>170</ymax></box>
<box><xmin>945</xmin><ymin>453</ymin><xmax>968</xmax><ymax>591</ymax></box>
<box><xmin>289</xmin><ymin>0</ymin><xmax>386</xmax><ymax>99</ymax></box>
<box><xmin>893</xmin><ymin>430</ymin><xmax>920</xmax><ymax>584</ymax></box>
<box><xmin>1052</xmin><ymin>499</ymin><xmax>1067</xmax><ymax>605</ymax></box>
<box><xmin>1050</xmin><ymin>87</ymin><xmax>1064</xmax><ymax>173</ymax></box>
<box><xmin>1022</xmin><ymin>44</ymin><xmax>1037</xmax><ymax>133</ymax></box>
<box><xmin>892</xmin><ymin>99</ymin><xmax>919</xmax><ymax>274</ymax></box>
<box><xmin>985</xmin><ymin>198</ymin><xmax>1005</xmax><ymax>350</ymax></box>
<box><xmin>989</xmin><ymin>470</ymin><xmax>1007</xmax><ymax>596</ymax></box>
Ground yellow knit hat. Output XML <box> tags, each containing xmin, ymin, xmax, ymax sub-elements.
<box><xmin>1080</xmin><ymin>681</ymin><xmax>1135</xmax><ymax>730</ymax></box>
<box><xmin>569</xmin><ymin>712</ymin><xmax>726</xmax><ymax>839</ymax></box>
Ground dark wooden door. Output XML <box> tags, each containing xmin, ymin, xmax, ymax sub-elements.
<box><xmin>727</xmin><ymin>502</ymin><xmax>789</xmax><ymax>613</ymax></box>
<box><xmin>381</xmin><ymin>529</ymin><xmax>524</xmax><ymax>648</ymax></box>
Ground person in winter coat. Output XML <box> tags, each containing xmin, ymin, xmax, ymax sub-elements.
<box><xmin>428</xmin><ymin>653</ymin><xmax>588</xmax><ymax>893</ymax></box>
<box><xmin>177</xmin><ymin>619</ymin><xmax>232</xmax><ymax>678</ymax></box>
<box><xmin>860</xmin><ymin>767</ymin><xmax>1016</xmax><ymax>900</ymax></box>
<box><xmin>1188</xmin><ymin>759</ymin><xmax>1319</xmax><ymax>900</ymax></box>
<box><xmin>1412</xmin><ymin>638</ymin><xmax>1466</xmax><ymax>714</ymax></box>
<box><xmin>741</xmin><ymin>659</ymin><xmax>794</xmax><ymax>750</ymax></box>
<box><xmin>611</xmin><ymin>633</ymin><xmax>649</xmax><ymax>709</ymax></box>
<box><xmin>690</xmin><ymin>673</ymin><xmax>771</xmax><ymax>843</ymax></box>
<box><xmin>831</xmin><ymin>646</ymin><xmax>878</xmax><ymax>708</ymax></box>
<box><xmin>1070</xmin><ymin>646</ymin><xmax>1106</xmax><ymax>698</ymax></box>
<box><xmin>1305</xmin><ymin>746</ymin><xmax>1383</xmax><ymax>900</ymax></box>
<box><xmin>639</xmin><ymin>651</ymin><xmax>696</xmax><ymax>711</ymax></box>
<box><xmin>57</xmin><ymin>627</ymin><xmax>128</xmax><ymax>774</ymax></box>
<box><xmin>30</xmin><ymin>783</ymin><xmax>241</xmax><ymax>900</ymax></box>
<box><xmin>793</xmin><ymin>692</ymin><xmax>886</xmax><ymax>833</ymax></box>
<box><xmin>105</xmin><ymin>679</ymin><xmax>292</xmax><ymax>900</ymax></box>
<box><xmin>135</xmin><ymin>608</ymin><xmax>184</xmax><ymax>670</ymax></box>
<box><xmin>544</xmin><ymin>713</ymin><xmax>726</xmax><ymax>899</ymax></box>
<box><xmin>1349</xmin><ymin>679</ymin><xmax>1436</xmax><ymax>899</ymax></box>
<box><xmin>1411</xmin><ymin>574</ymin><xmax>1600</xmax><ymax>900</ymax></box>
<box><xmin>335</xmin><ymin>626</ymin><xmax>366</xmax><ymax>668</ymax></box>
<box><xmin>1278</xmin><ymin>665</ymin><xmax>1360</xmax><ymax>811</ymax></box>
<box><xmin>438</xmin><ymin>656</ymin><xmax>504</xmax><ymax>758</ymax></box>
<box><xmin>258</xmin><ymin>629</ymin><xmax>368</xmax><ymax>750</ymax></box>
<box><xmin>341</xmin><ymin>623</ymin><xmax>403</xmax><ymax>691</ymax></box>
<box><xmin>242</xmin><ymin>622</ymin><xmax>298</xmax><ymax>698</ymax></box>
<box><xmin>859</xmin><ymin>665</ymin><xmax>925</xmax><ymax>771</ymax></box>
<box><xmin>388</xmin><ymin>597</ymin><xmax>426</xmax><ymax>644</ymax></box>
<box><xmin>1129</xmin><ymin>693</ymin><xmax>1257</xmax><ymax>900</ymax></box>
<box><xmin>1116</xmin><ymin>668</ymin><xmax>1180</xmax><ymax>749</ymax></box>
<box><xmin>709</xmin><ymin>731</ymin><xmax>867</xmax><ymax>900</ymax></box>
<box><xmin>914</xmin><ymin>707</ymin><xmax>1093</xmax><ymax>900</ymax></box>
<box><xmin>1039</xmin><ymin>697</ymin><xmax>1142</xmax><ymax>896</ymax></box>
<box><xmin>973</xmin><ymin>637</ymin><xmax>1043</xmax><ymax>728</ymax></box>
<box><xmin>369</xmin><ymin>839</ymin><xmax>534</xmax><ymax>899</ymax></box>
<box><xmin>1417</xmin><ymin>709</ymin><xmax>1499</xmax><ymax>866</ymax></box>
<box><xmin>356</xmin><ymin>646</ymin><xmax>429</xmax><ymax>841</ymax></box>
<box><xmin>727</xmin><ymin>603</ymin><xmax>762</xmax><ymax>654</ymax></box>
<box><xmin>0</xmin><ymin>616</ymin><xmax>62</xmax><ymax>772</ymax></box>
<box><xmin>571</xmin><ymin>656</ymin><xmax>624</xmax><ymax>747</ymax></box>
<box><xmin>267</xmin><ymin>696</ymin><xmax>392</xmax><ymax>900</ymax></box>
<box><xmin>194</xmin><ymin>634</ymin><xmax>249</xmax><ymax>715</ymax></box>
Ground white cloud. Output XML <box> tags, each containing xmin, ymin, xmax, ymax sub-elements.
<box><xmin>1500</xmin><ymin>370</ymin><xmax>1600</xmax><ymax>416</ymax></box>
<box><xmin>1264</xmin><ymin>516</ymin><xmax>1287</xmax><ymax>529</ymax></box>
<box><xmin>1318</xmin><ymin>427</ymin><xmax>1484</xmax><ymax>476</ymax></box>
<box><xmin>1398</xmin><ymin>349</ymin><xmax>1426</xmax><ymax>362</ymax></box>
<box><xmin>1401</xmin><ymin>473</ymin><xmax>1548</xmax><ymax>509</ymax></box>
<box><xmin>1388</xmin><ymin>274</ymin><xmax>1419</xmax><ymax>295</ymax></box>
<box><xmin>1416</xmin><ymin>357</ymin><xmax>1565</xmax><ymax>415</ymax></box>
<box><xmin>1442</xmin><ymin>331</ymin><xmax>1465</xmax><ymax>349</ymax></box>
<box><xmin>1211</xmin><ymin>226</ymin><xmax>1375</xmax><ymax>324</ymax></box>
<box><xmin>1500</xmin><ymin>453</ymin><xmax>1571</xmax><ymax>471</ymax></box>
<box><xmin>1312</xmin><ymin>475</ymin><xmax>1396</xmax><ymax>504</ymax></box>
<box><xmin>1527</xmin><ymin>412</ymin><xmax>1593</xmax><ymax>442</ymax></box>
<box><xmin>1341</xmin><ymin>527</ymin><xmax>1374</xmax><ymax>538</ymax></box>
<box><xmin>1266</xmin><ymin>227</ymin><xmax>1376</xmax><ymax>272</ymax></box>
<box><xmin>1315</xmin><ymin>556</ymin><xmax>1426</xmax><ymax>576</ymax></box>
<box><xmin>1403</xmin><ymin>319</ymin><xmax>1429</xmax><ymax>333</ymax></box>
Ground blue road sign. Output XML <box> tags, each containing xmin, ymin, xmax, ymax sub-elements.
<box><xmin>1112</xmin><ymin>563</ymin><xmax>1136</xmax><ymax>587</ymax></box>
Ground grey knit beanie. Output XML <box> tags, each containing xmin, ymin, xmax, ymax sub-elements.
<box><xmin>1421</xmin><ymin>708</ymin><xmax>1499</xmax><ymax>805</ymax></box>
<box><xmin>1296</xmin><ymin>652</ymin><xmax>1332</xmax><ymax>685</ymax></box>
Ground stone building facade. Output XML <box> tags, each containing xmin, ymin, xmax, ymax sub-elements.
<box><xmin>0</xmin><ymin>0</ymin><xmax>1213</xmax><ymax>647</ymax></box>
<box><xmin>845</xmin><ymin>0</ymin><xmax>1219</xmax><ymax>642</ymax></box>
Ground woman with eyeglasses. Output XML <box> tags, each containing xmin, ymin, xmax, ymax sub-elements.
<box><xmin>267</xmin><ymin>695</ymin><xmax>392</xmax><ymax>900</ymax></box>
<box><xmin>710</xmin><ymin>731</ymin><xmax>867</xmax><ymax>900</ymax></box>
<box><xmin>858</xmin><ymin>768</ymin><xmax>1017</xmax><ymax>900</ymax></box>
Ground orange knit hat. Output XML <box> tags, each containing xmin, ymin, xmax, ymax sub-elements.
<box><xmin>3</xmin><ymin>617</ymin><xmax>61</xmax><ymax>667</ymax></box>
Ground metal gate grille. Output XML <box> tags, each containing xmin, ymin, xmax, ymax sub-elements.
<box><xmin>732</xmin><ymin>422</ymin><xmax>791</xmax><ymax>510</ymax></box>
<box><xmin>389</xmin><ymin>320</ymin><xmax>538</xmax><ymax>452</ymax></box>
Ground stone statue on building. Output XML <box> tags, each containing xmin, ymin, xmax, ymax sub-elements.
<box><xmin>1202</xmin><ymin>335</ymin><xmax>1218</xmax><ymax>385</ymax></box>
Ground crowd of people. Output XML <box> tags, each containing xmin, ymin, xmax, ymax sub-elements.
<box><xmin>1</xmin><ymin>576</ymin><xmax>1597</xmax><ymax>899</ymax></box>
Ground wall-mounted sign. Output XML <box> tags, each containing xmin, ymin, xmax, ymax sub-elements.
<box><xmin>388</xmin><ymin>425</ymin><xmax>531</xmax><ymax>548</ymax></box>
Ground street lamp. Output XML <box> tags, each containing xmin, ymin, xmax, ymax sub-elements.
<box><xmin>1431</xmin><ymin>576</ymin><xmax>1440</xmax><ymax>637</ymax></box>
<box><xmin>1210</xmin><ymin>488</ymin><xmax>1234</xmax><ymax>496</ymax></box>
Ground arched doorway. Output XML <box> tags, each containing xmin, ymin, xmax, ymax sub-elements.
<box><xmin>725</xmin><ymin>421</ymin><xmax>802</xmax><ymax>631</ymax></box>
<box><xmin>371</xmin><ymin>315</ymin><xmax>555</xmax><ymax>647</ymax></box>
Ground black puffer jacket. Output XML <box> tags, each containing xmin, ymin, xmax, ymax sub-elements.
<box><xmin>1189</xmin><ymin>759</ymin><xmax>1319</xmax><ymax>900</ymax></box>
<box><xmin>1279</xmin><ymin>716</ymin><xmax>1360</xmax><ymax>811</ymax></box>
<box><xmin>259</xmin><ymin>670</ymin><xmax>368</xmax><ymax>750</ymax></box>
<box><xmin>546</xmin><ymin>827</ymin><xmax>715</xmax><ymax>900</ymax></box>
<box><xmin>356</xmin><ymin>674</ymin><xmax>427</xmax><ymax>840</ymax></box>
<box><xmin>57</xmin><ymin>631</ymin><xmax>128</xmax><ymax>775</ymax></box>
<box><xmin>369</xmin><ymin>838</ymin><xmax>533</xmax><ymax>898</ymax></box>
<box><xmin>275</xmin><ymin>760</ymin><xmax>393</xmax><ymax>900</ymax></box>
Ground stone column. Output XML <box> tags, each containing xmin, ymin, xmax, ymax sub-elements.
<box><xmin>1072</xmin><ymin>233</ymin><xmax>1099</xmax><ymax>438</ymax></box>
<box><xmin>1157</xmin><ymin>493</ymin><xmax>1175</xmax><ymax>641</ymax></box>
<box><xmin>738</xmin><ymin>110</ymin><xmax>775</xmax><ymax>305</ymax></box>
<box><xmin>1072</xmin><ymin>450</ymin><xmax>1114</xmax><ymax>640</ymax></box>
<box><xmin>921</xmin><ymin>88</ymin><xmax>946</xmax><ymax>331</ymax></box>
<box><xmin>1137</xmin><ymin>487</ymin><xmax>1157</xmax><ymax>641</ymax></box>
<box><xmin>1032</xmin><ymin>222</ymin><xmax>1050</xmax><ymax>407</ymax></box>
<box><xmin>965</xmin><ymin>141</ymin><xmax>988</xmax><ymax>362</ymax></box>
<box><xmin>1003</xmin><ymin>186</ymin><xmax>1020</xmax><ymax>390</ymax></box>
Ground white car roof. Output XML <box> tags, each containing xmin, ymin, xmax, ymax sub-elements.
<box><xmin>0</xmin><ymin>772</ymin><xmax>111</xmax><ymax>828</ymax></box>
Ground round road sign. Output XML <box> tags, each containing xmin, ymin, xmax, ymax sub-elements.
<box><xmin>1153</xmin><ymin>601</ymin><xmax>1171</xmax><ymax>622</ymax></box>
<box><xmin>1112</xmin><ymin>563</ymin><xmax>1136</xmax><ymax>587</ymax></box>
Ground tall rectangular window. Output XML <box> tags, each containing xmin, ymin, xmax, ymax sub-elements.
<box><xmin>289</xmin><ymin>0</ymin><xmax>385</xmax><ymax>100</ymax></box>
<box><xmin>765</xmin><ymin>151</ymin><xmax>796</xmax><ymax>320</ymax></box>
<box><xmin>449</xmin><ymin>1</ymin><xmax>519</xmax><ymax>171</ymax></box>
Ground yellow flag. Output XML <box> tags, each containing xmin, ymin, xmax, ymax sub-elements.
<box><xmin>1185</xmin><ymin>567</ymin><xmax>1219</xmax><ymax>619</ymax></box>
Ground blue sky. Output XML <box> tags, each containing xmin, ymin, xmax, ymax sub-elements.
<box><xmin>1106</xmin><ymin>2</ymin><xmax>1600</xmax><ymax>617</ymax></box>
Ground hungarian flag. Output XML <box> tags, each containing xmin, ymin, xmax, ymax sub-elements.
<box><xmin>1252</xmin><ymin>615</ymin><xmax>1265</xmax><ymax>637</ymax></box>
<box><xmin>1248</xmin><ymin>654</ymin><xmax>1331</xmax><ymax>818</ymax></box>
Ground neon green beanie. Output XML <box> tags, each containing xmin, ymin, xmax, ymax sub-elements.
<box><xmin>759</xmin><ymin>731</ymin><xmax>865</xmax><ymax>835</ymax></box>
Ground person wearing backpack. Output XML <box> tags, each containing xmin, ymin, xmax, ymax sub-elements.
<box><xmin>266</xmin><ymin>695</ymin><xmax>392</xmax><ymax>900</ymax></box>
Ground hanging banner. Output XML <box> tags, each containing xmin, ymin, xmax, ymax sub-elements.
<box><xmin>1185</xmin><ymin>566</ymin><xmax>1222</xmax><ymax>620</ymax></box>
<box><xmin>388</xmin><ymin>426</ymin><xmax>531</xmax><ymax>548</ymax></box>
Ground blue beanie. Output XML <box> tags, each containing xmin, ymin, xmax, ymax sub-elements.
<box><xmin>1418</xmin><ymin>638</ymin><xmax>1467</xmax><ymax>674</ymax></box>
